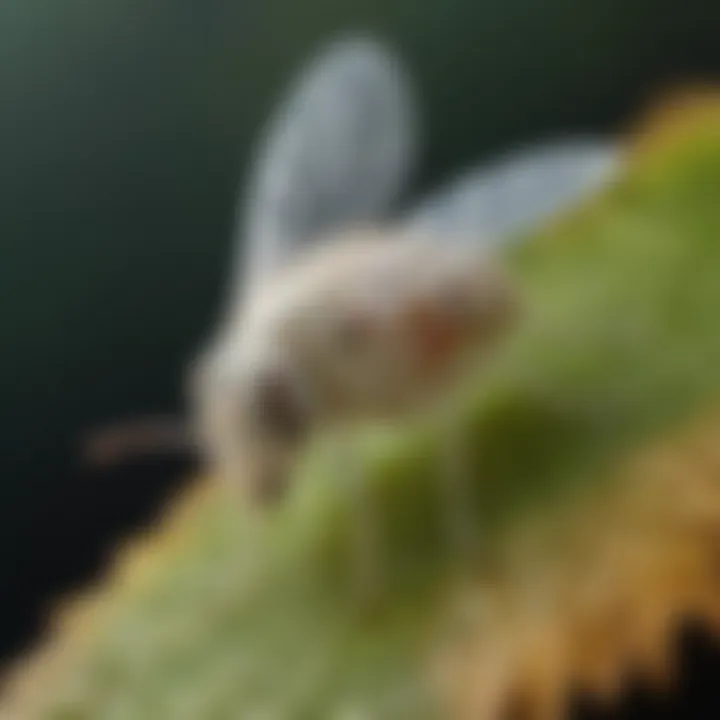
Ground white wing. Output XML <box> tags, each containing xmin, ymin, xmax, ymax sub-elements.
<box><xmin>230</xmin><ymin>34</ymin><xmax>418</xmax><ymax>305</ymax></box>
<box><xmin>405</xmin><ymin>138</ymin><xmax>621</xmax><ymax>247</ymax></box>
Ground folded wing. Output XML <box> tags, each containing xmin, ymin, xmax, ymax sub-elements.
<box><xmin>405</xmin><ymin>138</ymin><xmax>621</xmax><ymax>246</ymax></box>
<box><xmin>229</xmin><ymin>35</ymin><xmax>418</xmax><ymax>308</ymax></box>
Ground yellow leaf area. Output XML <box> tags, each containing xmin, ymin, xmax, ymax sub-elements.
<box><xmin>3</xmin><ymin>92</ymin><xmax>720</xmax><ymax>720</ymax></box>
<box><xmin>434</xmin><ymin>413</ymin><xmax>720</xmax><ymax>719</ymax></box>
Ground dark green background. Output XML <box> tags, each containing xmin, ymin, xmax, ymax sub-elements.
<box><xmin>0</xmin><ymin>0</ymin><xmax>718</xmax><ymax>661</ymax></box>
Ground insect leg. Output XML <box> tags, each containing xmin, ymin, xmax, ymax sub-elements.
<box><xmin>335</xmin><ymin>435</ymin><xmax>385</xmax><ymax>607</ymax></box>
<box><xmin>437</xmin><ymin>408</ymin><xmax>478</xmax><ymax>566</ymax></box>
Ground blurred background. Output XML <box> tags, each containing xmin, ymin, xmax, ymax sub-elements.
<box><xmin>1</xmin><ymin>0</ymin><xmax>719</xmax><ymax>715</ymax></box>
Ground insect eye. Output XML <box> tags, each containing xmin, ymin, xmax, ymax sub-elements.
<box><xmin>253</xmin><ymin>370</ymin><xmax>308</xmax><ymax>443</ymax></box>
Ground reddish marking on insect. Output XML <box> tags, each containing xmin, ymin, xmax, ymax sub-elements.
<box><xmin>405</xmin><ymin>302</ymin><xmax>465</xmax><ymax>378</ymax></box>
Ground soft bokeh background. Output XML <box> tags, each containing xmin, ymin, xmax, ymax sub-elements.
<box><xmin>1</xmin><ymin>0</ymin><xmax>719</xmax><ymax>694</ymax></box>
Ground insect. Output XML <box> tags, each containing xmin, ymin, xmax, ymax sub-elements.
<box><xmin>83</xmin><ymin>35</ymin><xmax>622</xmax><ymax>598</ymax></box>
<box><xmin>189</xmin><ymin>226</ymin><xmax>518</xmax><ymax>506</ymax></box>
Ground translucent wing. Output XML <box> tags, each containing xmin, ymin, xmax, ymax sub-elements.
<box><xmin>231</xmin><ymin>35</ymin><xmax>418</xmax><ymax>303</ymax></box>
<box><xmin>405</xmin><ymin>138</ymin><xmax>621</xmax><ymax>247</ymax></box>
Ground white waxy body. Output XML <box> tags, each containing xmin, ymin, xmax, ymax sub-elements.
<box><xmin>190</xmin><ymin>226</ymin><xmax>517</xmax><ymax>500</ymax></box>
